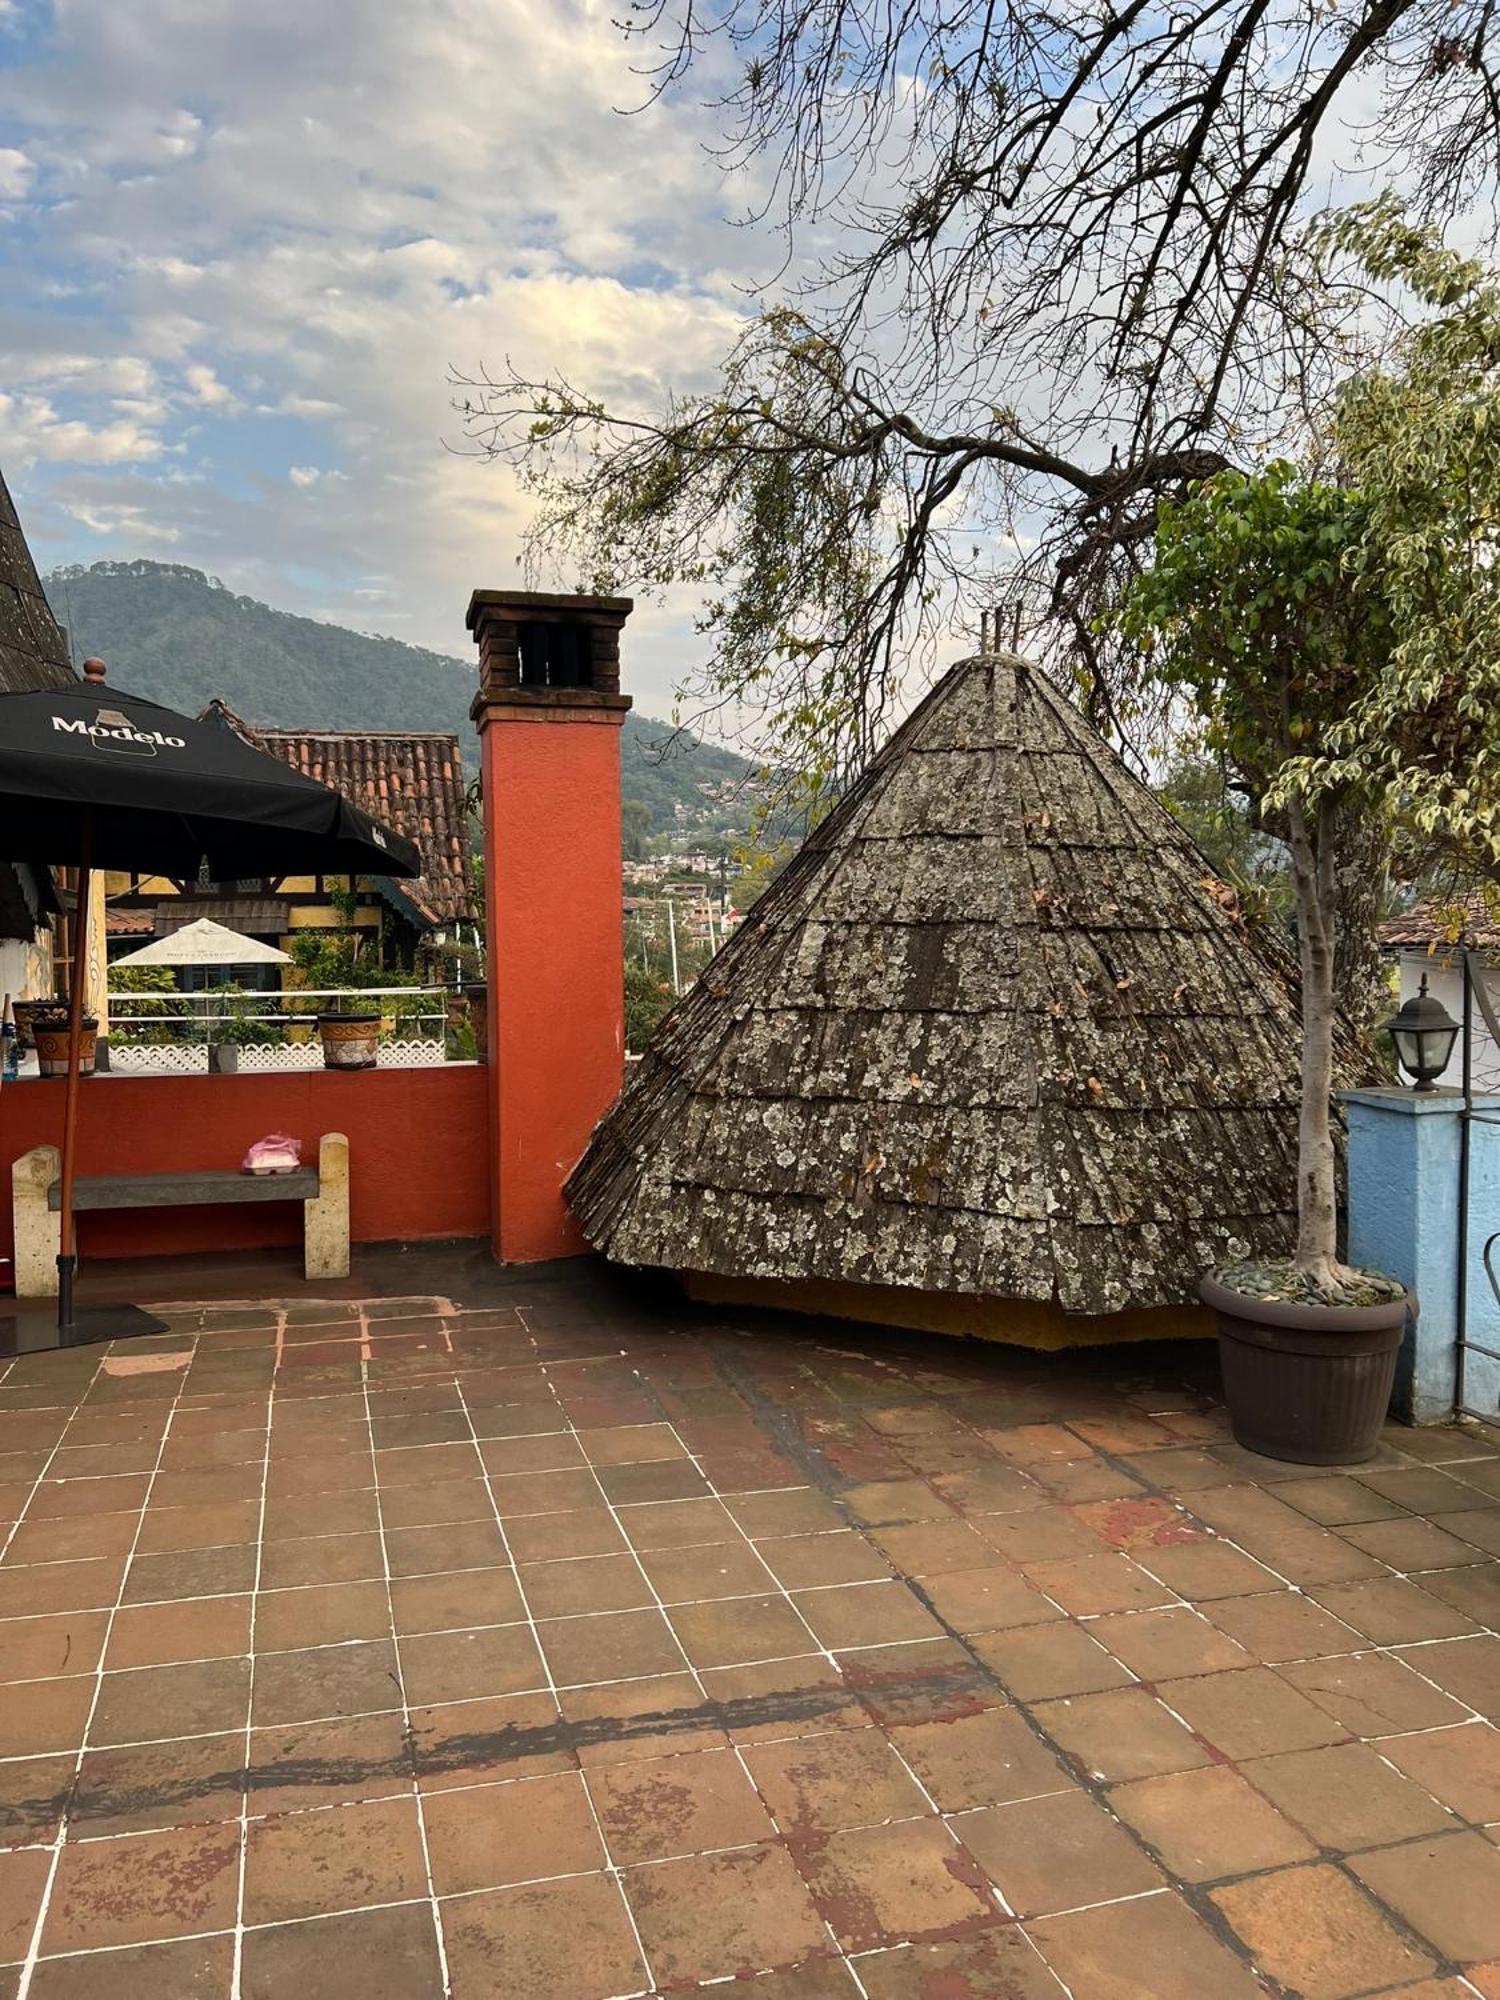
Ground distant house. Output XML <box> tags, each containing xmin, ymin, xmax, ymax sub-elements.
<box><xmin>105</xmin><ymin>707</ymin><xmax>477</xmax><ymax>979</ymax></box>
<box><xmin>570</xmin><ymin>652</ymin><xmax>1309</xmax><ymax>1349</ymax></box>
<box><xmin>1379</xmin><ymin>890</ymin><xmax>1500</xmax><ymax>1091</ymax></box>
<box><xmin>0</xmin><ymin>465</ymin><xmax>73</xmax><ymax>1005</ymax></box>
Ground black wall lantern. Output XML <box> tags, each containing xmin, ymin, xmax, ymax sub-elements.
<box><xmin>1383</xmin><ymin>973</ymin><xmax>1461</xmax><ymax>1091</ymax></box>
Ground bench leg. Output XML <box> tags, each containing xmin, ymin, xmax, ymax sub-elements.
<box><xmin>305</xmin><ymin>1133</ymin><xmax>350</xmax><ymax>1281</ymax></box>
<box><xmin>12</xmin><ymin>1147</ymin><xmax>61</xmax><ymax>1298</ymax></box>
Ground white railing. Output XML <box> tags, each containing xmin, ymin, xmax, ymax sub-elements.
<box><xmin>105</xmin><ymin>1040</ymin><xmax>449</xmax><ymax>1074</ymax></box>
<box><xmin>103</xmin><ymin>985</ymin><xmax>454</xmax><ymax>1073</ymax></box>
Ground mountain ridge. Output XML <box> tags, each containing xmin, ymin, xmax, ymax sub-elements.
<box><xmin>43</xmin><ymin>559</ymin><xmax>756</xmax><ymax>839</ymax></box>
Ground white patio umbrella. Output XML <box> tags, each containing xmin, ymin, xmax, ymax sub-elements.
<box><xmin>112</xmin><ymin>917</ymin><xmax>294</xmax><ymax>1079</ymax></box>
<box><xmin>112</xmin><ymin>916</ymin><xmax>291</xmax><ymax>968</ymax></box>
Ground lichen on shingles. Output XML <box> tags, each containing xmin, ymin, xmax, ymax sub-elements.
<box><xmin>569</xmin><ymin>655</ymin><xmax>1305</xmax><ymax>1315</ymax></box>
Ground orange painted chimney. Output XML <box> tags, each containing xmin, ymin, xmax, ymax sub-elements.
<box><xmin>469</xmin><ymin>588</ymin><xmax>633</xmax><ymax>1262</ymax></box>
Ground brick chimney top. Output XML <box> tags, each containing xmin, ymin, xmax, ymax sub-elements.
<box><xmin>466</xmin><ymin>589</ymin><xmax>633</xmax><ymax>629</ymax></box>
<box><xmin>467</xmin><ymin>590</ymin><xmax>633</xmax><ymax>719</ymax></box>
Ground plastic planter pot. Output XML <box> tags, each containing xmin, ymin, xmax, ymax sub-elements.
<box><xmin>317</xmin><ymin>1010</ymin><xmax>380</xmax><ymax>1072</ymax></box>
<box><xmin>32</xmin><ymin>1016</ymin><xmax>99</xmax><ymax>1079</ymax></box>
<box><xmin>1199</xmin><ymin>1272</ymin><xmax>1411</xmax><ymax>1465</ymax></box>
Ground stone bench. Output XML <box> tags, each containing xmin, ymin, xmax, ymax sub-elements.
<box><xmin>10</xmin><ymin>1134</ymin><xmax>350</xmax><ymax>1296</ymax></box>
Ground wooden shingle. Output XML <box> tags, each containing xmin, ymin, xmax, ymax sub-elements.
<box><xmin>568</xmin><ymin>655</ymin><xmax>1305</xmax><ymax>1315</ymax></box>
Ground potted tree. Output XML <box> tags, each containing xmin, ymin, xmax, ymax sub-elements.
<box><xmin>288</xmin><ymin>887</ymin><xmax>382</xmax><ymax>1071</ymax></box>
<box><xmin>1119</xmin><ymin>202</ymin><xmax>1500</xmax><ymax>1461</ymax></box>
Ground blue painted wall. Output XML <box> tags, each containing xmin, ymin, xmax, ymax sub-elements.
<box><xmin>1343</xmin><ymin>1088</ymin><xmax>1500</xmax><ymax>1424</ymax></box>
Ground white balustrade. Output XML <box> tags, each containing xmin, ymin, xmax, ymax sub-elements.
<box><xmin>101</xmin><ymin>986</ymin><xmax>455</xmax><ymax>1075</ymax></box>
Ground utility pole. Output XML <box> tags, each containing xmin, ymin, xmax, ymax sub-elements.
<box><xmin>667</xmin><ymin>897</ymin><xmax>680</xmax><ymax>996</ymax></box>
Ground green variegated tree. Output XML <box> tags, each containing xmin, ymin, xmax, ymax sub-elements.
<box><xmin>1121</xmin><ymin>202</ymin><xmax>1500</xmax><ymax>1296</ymax></box>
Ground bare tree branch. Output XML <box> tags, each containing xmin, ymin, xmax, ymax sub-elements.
<box><xmin>452</xmin><ymin>0</ymin><xmax>1499</xmax><ymax>790</ymax></box>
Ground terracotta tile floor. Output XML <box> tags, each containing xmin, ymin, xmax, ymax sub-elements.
<box><xmin>0</xmin><ymin>1266</ymin><xmax>1497</xmax><ymax>1997</ymax></box>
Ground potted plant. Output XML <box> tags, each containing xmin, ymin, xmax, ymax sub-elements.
<box><xmin>1123</xmin><ymin>461</ymin><xmax>1417</xmax><ymax>1461</ymax></box>
<box><xmin>29</xmin><ymin>1002</ymin><xmax>99</xmax><ymax>1079</ymax></box>
<box><xmin>314</xmin><ymin>990</ymin><xmax>381</xmax><ymax>1071</ymax></box>
<box><xmin>1117</xmin><ymin>208</ymin><xmax>1500</xmax><ymax>1460</ymax></box>
<box><xmin>286</xmin><ymin>887</ymin><xmax>383</xmax><ymax>1070</ymax></box>
<box><xmin>11</xmin><ymin>998</ymin><xmax>45</xmax><ymax>1053</ymax></box>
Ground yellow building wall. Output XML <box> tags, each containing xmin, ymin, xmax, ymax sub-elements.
<box><xmin>286</xmin><ymin>904</ymin><xmax>381</xmax><ymax>931</ymax></box>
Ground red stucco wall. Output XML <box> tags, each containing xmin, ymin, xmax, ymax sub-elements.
<box><xmin>0</xmin><ymin>1065</ymin><xmax>490</xmax><ymax>1264</ymax></box>
<box><xmin>481</xmin><ymin>709</ymin><xmax>626</xmax><ymax>1262</ymax></box>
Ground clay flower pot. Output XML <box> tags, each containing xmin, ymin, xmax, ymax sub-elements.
<box><xmin>32</xmin><ymin>1014</ymin><xmax>99</xmax><ymax>1079</ymax></box>
<box><xmin>1200</xmin><ymin>1271</ymin><xmax>1412</xmax><ymax>1465</ymax></box>
<box><xmin>317</xmin><ymin>1010</ymin><xmax>380</xmax><ymax>1071</ymax></box>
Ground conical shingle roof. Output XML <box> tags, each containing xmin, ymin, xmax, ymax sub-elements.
<box><xmin>0</xmin><ymin>465</ymin><xmax>73</xmax><ymax>694</ymax></box>
<box><xmin>570</xmin><ymin>655</ymin><xmax>1306</xmax><ymax>1316</ymax></box>
<box><xmin>0</xmin><ymin>464</ymin><xmax>71</xmax><ymax>939</ymax></box>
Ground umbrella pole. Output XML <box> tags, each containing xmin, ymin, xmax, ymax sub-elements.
<box><xmin>56</xmin><ymin>821</ymin><xmax>91</xmax><ymax>1333</ymax></box>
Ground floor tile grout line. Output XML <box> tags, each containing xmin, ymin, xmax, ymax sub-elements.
<box><xmin>26</xmin><ymin>1755</ymin><xmax>1482</xmax><ymax>1863</ymax></box>
<box><xmin>946</xmin><ymin>1413</ymin><xmax>1500</xmax><ymax>1963</ymax></box>
<box><xmin>709</xmin><ymin>1358</ymin><xmax>1365</xmax><ymax>1991</ymax></box>
<box><xmin>0</xmin><ymin>1754</ymin><xmax>1109</xmax><ymax>1859</ymax></box>
<box><xmin>0</xmin><ymin>1627</ymin><xmax>1005</xmax><ymax>1766</ymax></box>
<box><xmin>8</xmin><ymin>1315</ymin><xmax>1500</xmax><ymax>1994</ymax></box>
<box><xmin>12</xmin><ymin>1336</ymin><xmax>198</xmax><ymax>2000</ymax></box>
<box><xmin>0</xmin><ymin>1351</ymin><xmax>115</xmax><ymax>1575</ymax></box>
<box><xmin>355</xmin><ymin>1307</ymin><xmax>455</xmax><ymax>2000</ymax></box>
<box><xmin>654</xmin><ymin>1425</ymin><xmax>845</xmax><ymax>1672</ymax></box>
<box><xmin>0</xmin><ymin>1484</ymin><xmax>844</xmax><ymax>1586</ymax></box>
<box><xmin>451</xmin><ymin>1356</ymin><xmax>658</xmax><ymax>1997</ymax></box>
<box><xmin>227</xmin><ymin>1307</ymin><xmax>278</xmax><ymax>2000</ymax></box>
<box><xmin>545</xmin><ymin>1381</ymin><xmax>879</xmax><ymax>1999</ymax></box>
<box><xmin>653</xmin><ymin>1413</ymin><xmax>1005</xmax><ymax>1988</ymax></box>
<box><xmin>1121</xmin><ymin>1513</ymin><xmax>1496</xmax><ymax>1730</ymax></box>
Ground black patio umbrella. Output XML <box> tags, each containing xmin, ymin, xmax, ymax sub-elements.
<box><xmin>0</xmin><ymin>659</ymin><xmax>422</xmax><ymax>1349</ymax></box>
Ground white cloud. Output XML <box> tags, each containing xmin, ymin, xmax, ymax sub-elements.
<box><xmin>0</xmin><ymin>392</ymin><xmax>164</xmax><ymax>467</ymax></box>
<box><xmin>263</xmin><ymin>393</ymin><xmax>341</xmax><ymax>418</ymax></box>
<box><xmin>0</xmin><ymin>352</ymin><xmax>158</xmax><ymax>397</ymax></box>
<box><xmin>0</xmin><ymin>146</ymin><xmax>33</xmax><ymax>199</ymax></box>
<box><xmin>0</xmin><ymin>0</ymin><xmax>758</xmax><ymax>715</ymax></box>
<box><xmin>180</xmin><ymin>361</ymin><xmax>234</xmax><ymax>408</ymax></box>
<box><xmin>63</xmin><ymin>500</ymin><xmax>181</xmax><ymax>543</ymax></box>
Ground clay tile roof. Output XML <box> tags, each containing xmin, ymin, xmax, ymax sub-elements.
<box><xmin>1378</xmin><ymin>890</ymin><xmax>1500</xmax><ymax>950</ymax></box>
<box><xmin>158</xmin><ymin>898</ymin><xmax>289</xmax><ymax>938</ymax></box>
<box><xmin>569</xmin><ymin>653</ymin><xmax>1311</xmax><ymax>1317</ymax></box>
<box><xmin>0</xmin><ymin>463</ymin><xmax>73</xmax><ymax>695</ymax></box>
<box><xmin>200</xmin><ymin>704</ymin><xmax>475</xmax><ymax>928</ymax></box>
<box><xmin>104</xmin><ymin>906</ymin><xmax>159</xmax><ymax>937</ymax></box>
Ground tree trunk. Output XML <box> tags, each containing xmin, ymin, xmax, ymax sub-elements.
<box><xmin>1330</xmin><ymin>808</ymin><xmax>1391</xmax><ymax>1034</ymax></box>
<box><xmin>1286</xmin><ymin>797</ymin><xmax>1343</xmax><ymax>1287</ymax></box>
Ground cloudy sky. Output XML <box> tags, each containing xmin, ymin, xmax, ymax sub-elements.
<box><xmin>0</xmin><ymin>0</ymin><xmax>764</xmax><ymax>714</ymax></box>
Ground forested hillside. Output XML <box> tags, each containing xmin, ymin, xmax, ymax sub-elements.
<box><xmin>44</xmin><ymin>559</ymin><xmax>756</xmax><ymax>838</ymax></box>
